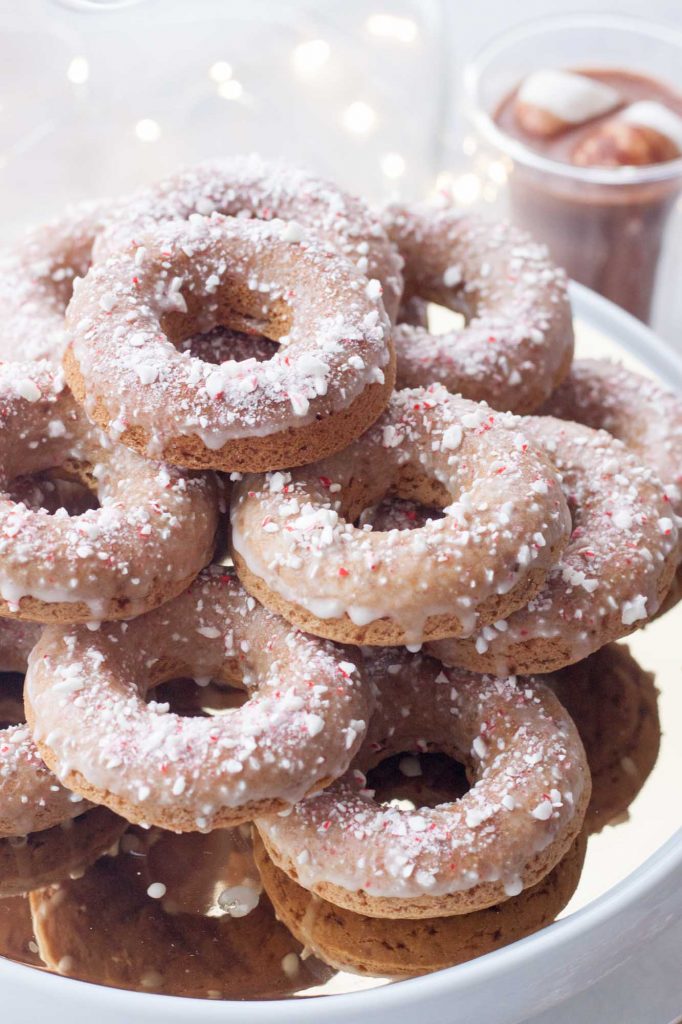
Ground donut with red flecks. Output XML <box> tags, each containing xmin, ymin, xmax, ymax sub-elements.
<box><xmin>0</xmin><ymin>200</ymin><xmax>111</xmax><ymax>364</ymax></box>
<box><xmin>0</xmin><ymin>361</ymin><xmax>219</xmax><ymax>623</ymax></box>
<box><xmin>428</xmin><ymin>417</ymin><xmax>678</xmax><ymax>675</ymax></box>
<box><xmin>64</xmin><ymin>214</ymin><xmax>396</xmax><ymax>473</ymax></box>
<box><xmin>383</xmin><ymin>203</ymin><xmax>574</xmax><ymax>413</ymax></box>
<box><xmin>24</xmin><ymin>568</ymin><xmax>372</xmax><ymax>832</ymax></box>
<box><xmin>255</xmin><ymin>647</ymin><xmax>590</xmax><ymax>919</ymax></box>
<box><xmin>94</xmin><ymin>155</ymin><xmax>404</xmax><ymax>323</ymax></box>
<box><xmin>230</xmin><ymin>385</ymin><xmax>571</xmax><ymax>646</ymax></box>
<box><xmin>539</xmin><ymin>357</ymin><xmax>682</xmax><ymax>613</ymax></box>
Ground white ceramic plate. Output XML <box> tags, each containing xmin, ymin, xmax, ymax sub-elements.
<box><xmin>2</xmin><ymin>282</ymin><xmax>682</xmax><ymax>1023</ymax></box>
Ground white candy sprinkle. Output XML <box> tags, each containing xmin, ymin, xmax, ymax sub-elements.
<box><xmin>441</xmin><ymin>424</ymin><xmax>463</xmax><ymax>451</ymax></box>
<box><xmin>15</xmin><ymin>378</ymin><xmax>41</xmax><ymax>402</ymax></box>
<box><xmin>443</xmin><ymin>264</ymin><xmax>463</xmax><ymax>287</ymax></box>
<box><xmin>621</xmin><ymin>594</ymin><xmax>648</xmax><ymax>625</ymax></box>
<box><xmin>531</xmin><ymin>799</ymin><xmax>553</xmax><ymax>820</ymax></box>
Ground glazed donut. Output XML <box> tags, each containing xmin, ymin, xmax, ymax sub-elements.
<box><xmin>30</xmin><ymin>827</ymin><xmax>331</xmax><ymax>998</ymax></box>
<box><xmin>383</xmin><ymin>203</ymin><xmax>573</xmax><ymax>412</ymax></box>
<box><xmin>0</xmin><ymin>361</ymin><xmax>218</xmax><ymax>623</ymax></box>
<box><xmin>428</xmin><ymin>418</ymin><xmax>678</xmax><ymax>674</ymax></box>
<box><xmin>540</xmin><ymin>358</ymin><xmax>682</xmax><ymax>614</ymax></box>
<box><xmin>253</xmin><ymin>830</ymin><xmax>587</xmax><ymax>979</ymax></box>
<box><xmin>539</xmin><ymin>359</ymin><xmax>682</xmax><ymax>512</ymax></box>
<box><xmin>0</xmin><ymin>805</ymin><xmax>125</xmax><ymax>898</ymax></box>
<box><xmin>64</xmin><ymin>214</ymin><xmax>395</xmax><ymax>473</ymax></box>
<box><xmin>94</xmin><ymin>155</ymin><xmax>404</xmax><ymax>323</ymax></box>
<box><xmin>548</xmin><ymin>644</ymin><xmax>660</xmax><ymax>833</ymax></box>
<box><xmin>255</xmin><ymin>649</ymin><xmax>590</xmax><ymax>919</ymax></box>
<box><xmin>0</xmin><ymin>201</ymin><xmax>109</xmax><ymax>364</ymax></box>
<box><xmin>24</xmin><ymin>568</ymin><xmax>371</xmax><ymax>832</ymax></box>
<box><xmin>230</xmin><ymin>385</ymin><xmax>571</xmax><ymax>646</ymax></box>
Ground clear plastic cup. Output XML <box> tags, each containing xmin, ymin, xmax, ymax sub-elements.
<box><xmin>464</xmin><ymin>13</ymin><xmax>682</xmax><ymax>327</ymax></box>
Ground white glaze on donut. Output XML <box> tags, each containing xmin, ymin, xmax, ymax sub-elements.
<box><xmin>0</xmin><ymin>618</ymin><xmax>88</xmax><ymax>837</ymax></box>
<box><xmin>230</xmin><ymin>385</ymin><xmax>571</xmax><ymax>644</ymax></box>
<box><xmin>94</xmin><ymin>155</ymin><xmax>403</xmax><ymax>322</ymax></box>
<box><xmin>256</xmin><ymin>648</ymin><xmax>589</xmax><ymax>913</ymax></box>
<box><xmin>429</xmin><ymin>416</ymin><xmax>678</xmax><ymax>674</ymax></box>
<box><xmin>0</xmin><ymin>361</ymin><xmax>218</xmax><ymax>621</ymax></box>
<box><xmin>539</xmin><ymin>358</ymin><xmax>682</xmax><ymax>516</ymax></box>
<box><xmin>384</xmin><ymin>204</ymin><xmax>573</xmax><ymax>413</ymax></box>
<box><xmin>66</xmin><ymin>214</ymin><xmax>393</xmax><ymax>461</ymax></box>
<box><xmin>24</xmin><ymin>568</ymin><xmax>372</xmax><ymax>831</ymax></box>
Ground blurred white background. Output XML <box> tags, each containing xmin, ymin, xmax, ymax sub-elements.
<box><xmin>1</xmin><ymin>0</ymin><xmax>681</xmax><ymax>341</ymax></box>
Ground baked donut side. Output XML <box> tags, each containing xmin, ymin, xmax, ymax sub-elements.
<box><xmin>24</xmin><ymin>568</ymin><xmax>372</xmax><ymax>832</ymax></box>
<box><xmin>29</xmin><ymin>828</ymin><xmax>330</xmax><ymax>998</ymax></box>
<box><xmin>230</xmin><ymin>385</ymin><xmax>571</xmax><ymax>646</ymax></box>
<box><xmin>429</xmin><ymin>417</ymin><xmax>678</xmax><ymax>674</ymax></box>
<box><xmin>255</xmin><ymin>649</ymin><xmax>590</xmax><ymax>919</ymax></box>
<box><xmin>384</xmin><ymin>203</ymin><xmax>574</xmax><ymax>412</ymax></box>
<box><xmin>253</xmin><ymin>829</ymin><xmax>587</xmax><ymax>978</ymax></box>
<box><xmin>65</xmin><ymin>215</ymin><xmax>395</xmax><ymax>472</ymax></box>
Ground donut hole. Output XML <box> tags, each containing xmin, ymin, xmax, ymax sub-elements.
<box><xmin>179</xmin><ymin>326</ymin><xmax>278</xmax><ymax>367</ymax></box>
<box><xmin>340</xmin><ymin>462</ymin><xmax>451</xmax><ymax>536</ymax></box>
<box><xmin>425</xmin><ymin>303</ymin><xmax>466</xmax><ymax>336</ymax></box>
<box><xmin>366</xmin><ymin>751</ymin><xmax>470</xmax><ymax>811</ymax></box>
<box><xmin>0</xmin><ymin>674</ymin><xmax>24</xmax><ymax>729</ymax></box>
<box><xmin>398</xmin><ymin>298</ymin><xmax>466</xmax><ymax>336</ymax></box>
<box><xmin>356</xmin><ymin>495</ymin><xmax>445</xmax><ymax>532</ymax></box>
<box><xmin>152</xmin><ymin>677</ymin><xmax>248</xmax><ymax>719</ymax></box>
<box><xmin>6</xmin><ymin>473</ymin><xmax>100</xmax><ymax>516</ymax></box>
<box><xmin>159</xmin><ymin>269</ymin><xmax>294</xmax><ymax>364</ymax></box>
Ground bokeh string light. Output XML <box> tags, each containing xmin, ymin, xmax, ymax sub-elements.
<box><xmin>8</xmin><ymin>4</ymin><xmax>501</xmax><ymax>221</ymax></box>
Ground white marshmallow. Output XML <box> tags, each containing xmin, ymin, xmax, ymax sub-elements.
<box><xmin>518</xmin><ymin>69</ymin><xmax>620</xmax><ymax>125</ymax></box>
<box><xmin>619</xmin><ymin>100</ymin><xmax>682</xmax><ymax>152</ymax></box>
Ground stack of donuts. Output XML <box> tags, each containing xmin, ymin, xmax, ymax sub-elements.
<box><xmin>0</xmin><ymin>155</ymin><xmax>677</xmax><ymax>989</ymax></box>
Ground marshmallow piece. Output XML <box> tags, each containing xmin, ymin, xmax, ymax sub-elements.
<box><xmin>619</xmin><ymin>101</ymin><xmax>682</xmax><ymax>153</ymax></box>
<box><xmin>518</xmin><ymin>70</ymin><xmax>620</xmax><ymax>126</ymax></box>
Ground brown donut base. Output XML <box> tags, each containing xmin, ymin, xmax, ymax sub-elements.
<box><xmin>0</xmin><ymin>569</ymin><xmax>203</xmax><ymax>626</ymax></box>
<box><xmin>253</xmin><ymin>830</ymin><xmax>587</xmax><ymax>978</ymax></box>
<box><xmin>255</xmin><ymin>781</ymin><xmax>589</xmax><ymax>920</ymax></box>
<box><xmin>64</xmin><ymin>344</ymin><xmax>397</xmax><ymax>474</ymax></box>
<box><xmin>232</xmin><ymin>550</ymin><xmax>558</xmax><ymax>646</ymax></box>
<box><xmin>0</xmin><ymin>806</ymin><xmax>125</xmax><ymax>897</ymax></box>
<box><xmin>431</xmin><ymin>559</ymin><xmax>676</xmax><ymax>676</ymax></box>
